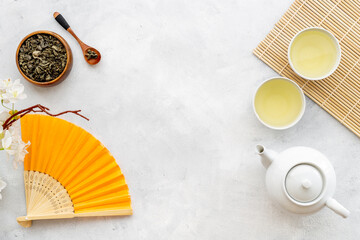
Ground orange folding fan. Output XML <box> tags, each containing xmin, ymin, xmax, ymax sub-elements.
<box><xmin>17</xmin><ymin>114</ymin><xmax>132</xmax><ymax>227</ymax></box>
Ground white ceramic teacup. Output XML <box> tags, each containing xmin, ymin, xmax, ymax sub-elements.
<box><xmin>288</xmin><ymin>27</ymin><xmax>341</xmax><ymax>81</ymax></box>
<box><xmin>253</xmin><ymin>77</ymin><xmax>306</xmax><ymax>130</ymax></box>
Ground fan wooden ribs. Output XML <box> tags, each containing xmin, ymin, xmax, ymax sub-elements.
<box><xmin>24</xmin><ymin>171</ymin><xmax>74</xmax><ymax>216</ymax></box>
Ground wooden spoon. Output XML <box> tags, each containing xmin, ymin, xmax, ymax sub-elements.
<box><xmin>53</xmin><ymin>12</ymin><xmax>101</xmax><ymax>65</ymax></box>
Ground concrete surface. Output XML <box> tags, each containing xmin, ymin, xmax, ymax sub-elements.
<box><xmin>0</xmin><ymin>0</ymin><xmax>359</xmax><ymax>239</ymax></box>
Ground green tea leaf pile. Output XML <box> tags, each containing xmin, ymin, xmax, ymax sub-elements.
<box><xmin>18</xmin><ymin>34</ymin><xmax>67</xmax><ymax>82</ymax></box>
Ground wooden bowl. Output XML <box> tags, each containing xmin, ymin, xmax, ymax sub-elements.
<box><xmin>16</xmin><ymin>30</ymin><xmax>73</xmax><ymax>87</ymax></box>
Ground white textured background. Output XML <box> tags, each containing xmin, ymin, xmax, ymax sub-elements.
<box><xmin>0</xmin><ymin>0</ymin><xmax>359</xmax><ymax>239</ymax></box>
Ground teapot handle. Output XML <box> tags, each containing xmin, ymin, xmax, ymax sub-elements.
<box><xmin>326</xmin><ymin>198</ymin><xmax>350</xmax><ymax>218</ymax></box>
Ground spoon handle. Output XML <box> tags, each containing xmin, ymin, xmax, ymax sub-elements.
<box><xmin>53</xmin><ymin>12</ymin><xmax>83</xmax><ymax>46</ymax></box>
<box><xmin>53</xmin><ymin>12</ymin><xmax>70</xmax><ymax>30</ymax></box>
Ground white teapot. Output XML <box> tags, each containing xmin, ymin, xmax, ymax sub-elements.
<box><xmin>256</xmin><ymin>145</ymin><xmax>350</xmax><ymax>218</ymax></box>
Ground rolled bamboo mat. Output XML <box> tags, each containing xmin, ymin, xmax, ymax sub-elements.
<box><xmin>254</xmin><ymin>0</ymin><xmax>360</xmax><ymax>137</ymax></box>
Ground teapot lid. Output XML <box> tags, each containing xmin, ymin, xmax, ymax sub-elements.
<box><xmin>285</xmin><ymin>164</ymin><xmax>323</xmax><ymax>203</ymax></box>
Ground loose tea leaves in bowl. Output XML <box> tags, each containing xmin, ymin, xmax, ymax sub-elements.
<box><xmin>18</xmin><ymin>34</ymin><xmax>67</xmax><ymax>82</ymax></box>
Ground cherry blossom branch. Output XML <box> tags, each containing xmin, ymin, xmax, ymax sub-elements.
<box><xmin>2</xmin><ymin>104</ymin><xmax>89</xmax><ymax>130</ymax></box>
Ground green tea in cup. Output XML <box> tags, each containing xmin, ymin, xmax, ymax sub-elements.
<box><xmin>254</xmin><ymin>78</ymin><xmax>305</xmax><ymax>129</ymax></box>
<box><xmin>288</xmin><ymin>28</ymin><xmax>341</xmax><ymax>80</ymax></box>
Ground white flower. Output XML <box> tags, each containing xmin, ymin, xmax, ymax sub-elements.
<box><xmin>0</xmin><ymin>178</ymin><xmax>6</xmax><ymax>200</ymax></box>
<box><xmin>0</xmin><ymin>111</ymin><xmax>10</xmax><ymax>124</ymax></box>
<box><xmin>3</xmin><ymin>79</ymin><xmax>26</xmax><ymax>103</ymax></box>
<box><xmin>13</xmin><ymin>140</ymin><xmax>30</xmax><ymax>168</ymax></box>
<box><xmin>2</xmin><ymin>130</ymin><xmax>14</xmax><ymax>155</ymax></box>
<box><xmin>1</xmin><ymin>128</ymin><xmax>29</xmax><ymax>168</ymax></box>
<box><xmin>0</xmin><ymin>79</ymin><xmax>28</xmax><ymax>168</ymax></box>
<box><xmin>0</xmin><ymin>79</ymin><xmax>13</xmax><ymax>92</ymax></box>
<box><xmin>0</xmin><ymin>79</ymin><xmax>13</xmax><ymax>101</ymax></box>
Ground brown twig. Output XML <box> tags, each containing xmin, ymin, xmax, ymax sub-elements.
<box><xmin>2</xmin><ymin>104</ymin><xmax>89</xmax><ymax>130</ymax></box>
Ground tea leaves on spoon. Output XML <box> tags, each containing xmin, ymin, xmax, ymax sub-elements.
<box><xmin>85</xmin><ymin>49</ymin><xmax>98</xmax><ymax>60</ymax></box>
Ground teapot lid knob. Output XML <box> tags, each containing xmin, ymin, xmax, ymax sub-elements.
<box><xmin>285</xmin><ymin>164</ymin><xmax>323</xmax><ymax>203</ymax></box>
<box><xmin>301</xmin><ymin>179</ymin><xmax>312</xmax><ymax>189</ymax></box>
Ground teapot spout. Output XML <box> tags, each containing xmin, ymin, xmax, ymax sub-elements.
<box><xmin>256</xmin><ymin>145</ymin><xmax>278</xmax><ymax>169</ymax></box>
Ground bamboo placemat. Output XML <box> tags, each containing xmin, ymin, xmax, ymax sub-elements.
<box><xmin>254</xmin><ymin>0</ymin><xmax>360</xmax><ymax>137</ymax></box>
